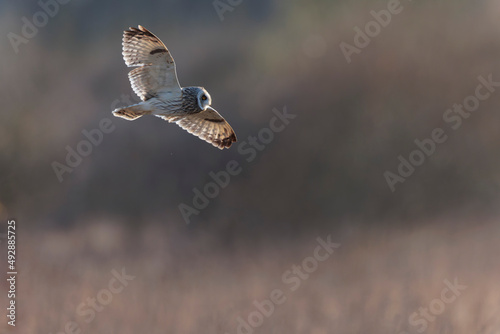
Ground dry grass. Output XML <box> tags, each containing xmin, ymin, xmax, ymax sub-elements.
<box><xmin>1</xmin><ymin>219</ymin><xmax>499</xmax><ymax>334</ymax></box>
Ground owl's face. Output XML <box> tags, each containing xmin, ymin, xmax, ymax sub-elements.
<box><xmin>196</xmin><ymin>88</ymin><xmax>212</xmax><ymax>111</ymax></box>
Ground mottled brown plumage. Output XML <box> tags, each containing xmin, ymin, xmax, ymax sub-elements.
<box><xmin>113</xmin><ymin>25</ymin><xmax>237</xmax><ymax>149</ymax></box>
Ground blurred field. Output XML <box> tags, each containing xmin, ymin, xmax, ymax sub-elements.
<box><xmin>0</xmin><ymin>218</ymin><xmax>498</xmax><ymax>334</ymax></box>
<box><xmin>2</xmin><ymin>0</ymin><xmax>500</xmax><ymax>333</ymax></box>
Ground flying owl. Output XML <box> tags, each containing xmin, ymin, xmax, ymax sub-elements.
<box><xmin>112</xmin><ymin>25</ymin><xmax>237</xmax><ymax>149</ymax></box>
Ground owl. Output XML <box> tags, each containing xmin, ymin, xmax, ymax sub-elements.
<box><xmin>112</xmin><ymin>25</ymin><xmax>237</xmax><ymax>149</ymax></box>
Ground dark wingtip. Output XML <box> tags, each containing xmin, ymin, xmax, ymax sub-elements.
<box><xmin>123</xmin><ymin>25</ymin><xmax>155</xmax><ymax>39</ymax></box>
<box><xmin>216</xmin><ymin>133</ymin><xmax>237</xmax><ymax>149</ymax></box>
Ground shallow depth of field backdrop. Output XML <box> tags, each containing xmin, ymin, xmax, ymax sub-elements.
<box><xmin>1</xmin><ymin>0</ymin><xmax>500</xmax><ymax>333</ymax></box>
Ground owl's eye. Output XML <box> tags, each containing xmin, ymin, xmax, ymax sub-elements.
<box><xmin>201</xmin><ymin>95</ymin><xmax>207</xmax><ymax>101</ymax></box>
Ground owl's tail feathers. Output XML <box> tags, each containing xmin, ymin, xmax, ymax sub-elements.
<box><xmin>112</xmin><ymin>104</ymin><xmax>151</xmax><ymax>120</ymax></box>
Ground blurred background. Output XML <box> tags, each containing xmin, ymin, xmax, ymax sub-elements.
<box><xmin>1</xmin><ymin>0</ymin><xmax>500</xmax><ymax>333</ymax></box>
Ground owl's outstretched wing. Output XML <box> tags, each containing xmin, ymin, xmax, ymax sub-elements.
<box><xmin>160</xmin><ymin>107</ymin><xmax>237</xmax><ymax>149</ymax></box>
<box><xmin>122</xmin><ymin>25</ymin><xmax>182</xmax><ymax>101</ymax></box>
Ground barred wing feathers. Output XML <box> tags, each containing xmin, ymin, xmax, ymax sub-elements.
<box><xmin>160</xmin><ymin>107</ymin><xmax>237</xmax><ymax>149</ymax></box>
<box><xmin>122</xmin><ymin>25</ymin><xmax>181</xmax><ymax>101</ymax></box>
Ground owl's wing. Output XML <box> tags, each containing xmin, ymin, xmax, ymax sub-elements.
<box><xmin>160</xmin><ymin>107</ymin><xmax>237</xmax><ymax>149</ymax></box>
<box><xmin>122</xmin><ymin>25</ymin><xmax>182</xmax><ymax>101</ymax></box>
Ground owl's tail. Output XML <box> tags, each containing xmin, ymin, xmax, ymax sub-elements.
<box><xmin>112</xmin><ymin>103</ymin><xmax>151</xmax><ymax>120</ymax></box>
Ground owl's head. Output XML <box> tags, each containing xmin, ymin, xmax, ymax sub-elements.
<box><xmin>196</xmin><ymin>87</ymin><xmax>212</xmax><ymax>111</ymax></box>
